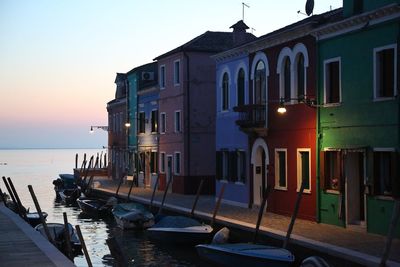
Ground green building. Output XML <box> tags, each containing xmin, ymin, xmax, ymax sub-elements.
<box><xmin>315</xmin><ymin>0</ymin><xmax>400</xmax><ymax>236</ymax></box>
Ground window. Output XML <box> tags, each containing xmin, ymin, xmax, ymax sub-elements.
<box><xmin>322</xmin><ymin>151</ymin><xmax>341</xmax><ymax>191</ymax></box>
<box><xmin>254</xmin><ymin>60</ymin><xmax>266</xmax><ymax>104</ymax></box>
<box><xmin>150</xmin><ymin>151</ymin><xmax>158</xmax><ymax>173</ymax></box>
<box><xmin>138</xmin><ymin>152</ymin><xmax>145</xmax><ymax>172</ymax></box>
<box><xmin>151</xmin><ymin>110</ymin><xmax>158</xmax><ymax>133</ymax></box>
<box><xmin>283</xmin><ymin>57</ymin><xmax>291</xmax><ymax>102</ymax></box>
<box><xmin>174</xmin><ymin>110</ymin><xmax>181</xmax><ymax>132</ymax></box>
<box><xmin>297</xmin><ymin>149</ymin><xmax>311</xmax><ymax>193</ymax></box>
<box><xmin>160</xmin><ymin>112</ymin><xmax>166</xmax><ymax>133</ymax></box>
<box><xmin>174</xmin><ymin>60</ymin><xmax>180</xmax><ymax>85</ymax></box>
<box><xmin>160</xmin><ymin>152</ymin><xmax>165</xmax><ymax>173</ymax></box>
<box><xmin>237</xmin><ymin>68</ymin><xmax>245</xmax><ymax>106</ymax></box>
<box><xmin>374</xmin><ymin>45</ymin><xmax>396</xmax><ymax>99</ymax></box>
<box><xmin>160</xmin><ymin>65</ymin><xmax>166</xmax><ymax>89</ymax></box>
<box><xmin>222</xmin><ymin>151</ymin><xmax>229</xmax><ymax>180</ymax></box>
<box><xmin>138</xmin><ymin>112</ymin><xmax>145</xmax><ymax>134</ymax></box>
<box><xmin>324</xmin><ymin>58</ymin><xmax>341</xmax><ymax>104</ymax></box>
<box><xmin>373</xmin><ymin>151</ymin><xmax>395</xmax><ymax>196</ymax></box>
<box><xmin>296</xmin><ymin>54</ymin><xmax>305</xmax><ymax>99</ymax></box>
<box><xmin>237</xmin><ymin>151</ymin><xmax>246</xmax><ymax>183</ymax></box>
<box><xmin>275</xmin><ymin>149</ymin><xmax>287</xmax><ymax>190</ymax></box>
<box><xmin>222</xmin><ymin>72</ymin><xmax>229</xmax><ymax>110</ymax></box>
<box><xmin>174</xmin><ymin>152</ymin><xmax>181</xmax><ymax>174</ymax></box>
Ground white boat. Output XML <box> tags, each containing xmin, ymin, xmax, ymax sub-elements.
<box><xmin>112</xmin><ymin>202</ymin><xmax>154</xmax><ymax>230</ymax></box>
<box><xmin>196</xmin><ymin>243</ymin><xmax>295</xmax><ymax>267</ymax></box>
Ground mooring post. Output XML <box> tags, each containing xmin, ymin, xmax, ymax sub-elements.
<box><xmin>190</xmin><ymin>178</ymin><xmax>205</xmax><ymax>217</ymax></box>
<box><xmin>149</xmin><ymin>175</ymin><xmax>160</xmax><ymax>210</ymax></box>
<box><xmin>157</xmin><ymin>175</ymin><xmax>173</xmax><ymax>216</ymax></box>
<box><xmin>2</xmin><ymin>176</ymin><xmax>21</xmax><ymax>216</ymax></box>
<box><xmin>0</xmin><ymin>187</ymin><xmax>8</xmax><ymax>207</ymax></box>
<box><xmin>115</xmin><ymin>175</ymin><xmax>124</xmax><ymax>198</ymax></box>
<box><xmin>75</xmin><ymin>225</ymin><xmax>93</xmax><ymax>267</ymax></box>
<box><xmin>7</xmin><ymin>177</ymin><xmax>27</xmax><ymax>220</ymax></box>
<box><xmin>380</xmin><ymin>199</ymin><xmax>400</xmax><ymax>267</ymax></box>
<box><xmin>28</xmin><ymin>185</ymin><xmax>54</xmax><ymax>245</ymax></box>
<box><xmin>253</xmin><ymin>185</ymin><xmax>272</xmax><ymax>243</ymax></box>
<box><xmin>211</xmin><ymin>183</ymin><xmax>226</xmax><ymax>228</ymax></box>
<box><xmin>75</xmin><ymin>153</ymin><xmax>78</xmax><ymax>169</ymax></box>
<box><xmin>63</xmin><ymin>212</ymin><xmax>73</xmax><ymax>260</ymax></box>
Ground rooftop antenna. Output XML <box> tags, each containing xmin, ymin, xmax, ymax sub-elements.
<box><xmin>251</xmin><ymin>27</ymin><xmax>256</xmax><ymax>34</ymax></box>
<box><xmin>242</xmin><ymin>2</ymin><xmax>250</xmax><ymax>21</ymax></box>
<box><xmin>297</xmin><ymin>10</ymin><xmax>307</xmax><ymax>16</ymax></box>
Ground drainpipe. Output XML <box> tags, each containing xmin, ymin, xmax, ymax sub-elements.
<box><xmin>315</xmin><ymin>35</ymin><xmax>321</xmax><ymax>223</ymax></box>
<box><xmin>184</xmin><ymin>51</ymin><xmax>191</xmax><ymax>192</ymax></box>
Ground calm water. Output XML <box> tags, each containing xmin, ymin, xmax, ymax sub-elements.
<box><xmin>0</xmin><ymin>149</ymin><xmax>203</xmax><ymax>267</ymax></box>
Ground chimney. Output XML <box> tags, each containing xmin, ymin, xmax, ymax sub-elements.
<box><xmin>230</xmin><ymin>20</ymin><xmax>250</xmax><ymax>46</ymax></box>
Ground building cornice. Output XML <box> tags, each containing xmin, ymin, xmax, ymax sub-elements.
<box><xmin>313</xmin><ymin>4</ymin><xmax>400</xmax><ymax>40</ymax></box>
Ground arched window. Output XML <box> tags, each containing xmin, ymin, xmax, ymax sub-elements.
<box><xmin>283</xmin><ymin>57</ymin><xmax>291</xmax><ymax>102</ymax></box>
<box><xmin>222</xmin><ymin>72</ymin><xmax>229</xmax><ymax>110</ymax></box>
<box><xmin>237</xmin><ymin>68</ymin><xmax>245</xmax><ymax>106</ymax></box>
<box><xmin>255</xmin><ymin>61</ymin><xmax>266</xmax><ymax>105</ymax></box>
<box><xmin>297</xmin><ymin>54</ymin><xmax>305</xmax><ymax>99</ymax></box>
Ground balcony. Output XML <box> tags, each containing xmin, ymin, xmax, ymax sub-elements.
<box><xmin>233</xmin><ymin>104</ymin><xmax>268</xmax><ymax>136</ymax></box>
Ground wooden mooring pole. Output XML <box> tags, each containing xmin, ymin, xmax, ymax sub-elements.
<box><xmin>253</xmin><ymin>185</ymin><xmax>272</xmax><ymax>243</ymax></box>
<box><xmin>190</xmin><ymin>178</ymin><xmax>205</xmax><ymax>217</ymax></box>
<box><xmin>211</xmin><ymin>183</ymin><xmax>226</xmax><ymax>228</ymax></box>
<box><xmin>28</xmin><ymin>185</ymin><xmax>55</xmax><ymax>245</ymax></box>
<box><xmin>63</xmin><ymin>212</ymin><xmax>73</xmax><ymax>260</ymax></box>
<box><xmin>0</xmin><ymin>187</ymin><xmax>8</xmax><ymax>207</ymax></box>
<box><xmin>157</xmin><ymin>175</ymin><xmax>173</xmax><ymax>216</ymax></box>
<box><xmin>380</xmin><ymin>199</ymin><xmax>400</xmax><ymax>267</ymax></box>
<box><xmin>2</xmin><ymin>176</ymin><xmax>22</xmax><ymax>216</ymax></box>
<box><xmin>75</xmin><ymin>225</ymin><xmax>93</xmax><ymax>267</ymax></box>
<box><xmin>7</xmin><ymin>177</ymin><xmax>27</xmax><ymax>220</ymax></box>
<box><xmin>149</xmin><ymin>176</ymin><xmax>160</xmax><ymax>210</ymax></box>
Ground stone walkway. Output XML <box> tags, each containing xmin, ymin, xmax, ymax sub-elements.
<box><xmin>0</xmin><ymin>203</ymin><xmax>75</xmax><ymax>267</ymax></box>
<box><xmin>91</xmin><ymin>177</ymin><xmax>400</xmax><ymax>267</ymax></box>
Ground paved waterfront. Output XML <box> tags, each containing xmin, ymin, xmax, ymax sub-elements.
<box><xmin>0</xmin><ymin>203</ymin><xmax>75</xmax><ymax>267</ymax></box>
<box><xmin>91</xmin><ymin>177</ymin><xmax>400</xmax><ymax>267</ymax></box>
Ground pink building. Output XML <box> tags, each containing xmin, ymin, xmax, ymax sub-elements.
<box><xmin>155</xmin><ymin>22</ymin><xmax>255</xmax><ymax>194</ymax></box>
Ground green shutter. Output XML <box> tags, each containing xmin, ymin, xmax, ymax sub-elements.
<box><xmin>279</xmin><ymin>151</ymin><xmax>286</xmax><ymax>187</ymax></box>
<box><xmin>301</xmin><ymin>152</ymin><xmax>310</xmax><ymax>190</ymax></box>
<box><xmin>229</xmin><ymin>152</ymin><xmax>237</xmax><ymax>182</ymax></box>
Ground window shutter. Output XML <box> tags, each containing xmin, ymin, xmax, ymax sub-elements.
<box><xmin>366</xmin><ymin>149</ymin><xmax>374</xmax><ymax>195</ymax></box>
<box><xmin>229</xmin><ymin>152</ymin><xmax>237</xmax><ymax>182</ymax></box>
<box><xmin>216</xmin><ymin>151</ymin><xmax>222</xmax><ymax>180</ymax></box>
<box><xmin>391</xmin><ymin>151</ymin><xmax>399</xmax><ymax>198</ymax></box>
<box><xmin>319</xmin><ymin>151</ymin><xmax>325</xmax><ymax>189</ymax></box>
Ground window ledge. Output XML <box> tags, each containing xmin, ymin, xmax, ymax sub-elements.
<box><xmin>374</xmin><ymin>195</ymin><xmax>394</xmax><ymax>201</ymax></box>
<box><xmin>373</xmin><ymin>97</ymin><xmax>396</xmax><ymax>102</ymax></box>
<box><xmin>219</xmin><ymin>179</ymin><xmax>229</xmax><ymax>183</ymax></box>
<box><xmin>234</xmin><ymin>181</ymin><xmax>245</xmax><ymax>185</ymax></box>
<box><xmin>274</xmin><ymin>186</ymin><xmax>288</xmax><ymax>191</ymax></box>
<box><xmin>323</xmin><ymin>103</ymin><xmax>341</xmax><ymax>108</ymax></box>
<box><xmin>296</xmin><ymin>189</ymin><xmax>311</xmax><ymax>194</ymax></box>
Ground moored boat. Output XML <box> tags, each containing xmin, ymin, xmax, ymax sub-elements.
<box><xmin>147</xmin><ymin>215</ymin><xmax>213</xmax><ymax>245</ymax></box>
<box><xmin>26</xmin><ymin>211</ymin><xmax>48</xmax><ymax>227</ymax></box>
<box><xmin>196</xmin><ymin>243</ymin><xmax>295</xmax><ymax>267</ymax></box>
<box><xmin>112</xmin><ymin>202</ymin><xmax>154</xmax><ymax>230</ymax></box>
<box><xmin>77</xmin><ymin>197</ymin><xmax>117</xmax><ymax>217</ymax></box>
<box><xmin>58</xmin><ymin>188</ymin><xmax>81</xmax><ymax>206</ymax></box>
<box><xmin>35</xmin><ymin>222</ymin><xmax>82</xmax><ymax>256</ymax></box>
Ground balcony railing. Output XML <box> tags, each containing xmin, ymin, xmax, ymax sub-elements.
<box><xmin>233</xmin><ymin>104</ymin><xmax>266</xmax><ymax>129</ymax></box>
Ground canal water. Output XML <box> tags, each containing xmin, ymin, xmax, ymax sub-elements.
<box><xmin>0</xmin><ymin>149</ymin><xmax>207</xmax><ymax>267</ymax></box>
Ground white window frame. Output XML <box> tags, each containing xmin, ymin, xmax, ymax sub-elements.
<box><xmin>160</xmin><ymin>65</ymin><xmax>166</xmax><ymax>89</ymax></box>
<box><xmin>274</xmin><ymin>149</ymin><xmax>287</xmax><ymax>191</ymax></box>
<box><xmin>174</xmin><ymin>60</ymin><xmax>180</xmax><ymax>86</ymax></box>
<box><xmin>160</xmin><ymin>152</ymin><xmax>166</xmax><ymax>173</ymax></box>
<box><xmin>160</xmin><ymin>112</ymin><xmax>166</xmax><ymax>134</ymax></box>
<box><xmin>174</xmin><ymin>110</ymin><xmax>181</xmax><ymax>133</ymax></box>
<box><xmin>373</xmin><ymin>44</ymin><xmax>397</xmax><ymax>101</ymax></box>
<box><xmin>323</xmin><ymin>57</ymin><xmax>341</xmax><ymax>106</ymax></box>
<box><xmin>174</xmin><ymin>151</ymin><xmax>181</xmax><ymax>174</ymax></box>
<box><xmin>297</xmin><ymin>148</ymin><xmax>311</xmax><ymax>194</ymax></box>
<box><xmin>221</xmin><ymin>72</ymin><xmax>229</xmax><ymax>111</ymax></box>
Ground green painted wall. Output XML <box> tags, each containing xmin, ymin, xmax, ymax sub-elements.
<box><xmin>317</xmin><ymin>18</ymin><xmax>400</xmax><ymax>236</ymax></box>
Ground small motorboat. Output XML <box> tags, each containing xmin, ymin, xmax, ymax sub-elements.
<box><xmin>112</xmin><ymin>202</ymin><xmax>154</xmax><ymax>230</ymax></box>
<box><xmin>58</xmin><ymin>188</ymin><xmax>81</xmax><ymax>206</ymax></box>
<box><xmin>196</xmin><ymin>243</ymin><xmax>295</xmax><ymax>267</ymax></box>
<box><xmin>35</xmin><ymin>222</ymin><xmax>82</xmax><ymax>256</ymax></box>
<box><xmin>77</xmin><ymin>197</ymin><xmax>117</xmax><ymax>217</ymax></box>
<box><xmin>26</xmin><ymin>211</ymin><xmax>48</xmax><ymax>227</ymax></box>
<box><xmin>147</xmin><ymin>215</ymin><xmax>213</xmax><ymax>245</ymax></box>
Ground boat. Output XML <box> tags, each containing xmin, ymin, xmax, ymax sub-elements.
<box><xmin>53</xmin><ymin>174</ymin><xmax>77</xmax><ymax>199</ymax></box>
<box><xmin>147</xmin><ymin>215</ymin><xmax>213</xmax><ymax>245</ymax></box>
<box><xmin>26</xmin><ymin>211</ymin><xmax>48</xmax><ymax>227</ymax></box>
<box><xmin>196</xmin><ymin>243</ymin><xmax>295</xmax><ymax>267</ymax></box>
<box><xmin>77</xmin><ymin>197</ymin><xmax>117</xmax><ymax>217</ymax></box>
<box><xmin>58</xmin><ymin>187</ymin><xmax>81</xmax><ymax>205</ymax></box>
<box><xmin>35</xmin><ymin>222</ymin><xmax>82</xmax><ymax>256</ymax></box>
<box><xmin>112</xmin><ymin>202</ymin><xmax>154</xmax><ymax>230</ymax></box>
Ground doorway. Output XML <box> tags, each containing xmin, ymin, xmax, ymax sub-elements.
<box><xmin>344</xmin><ymin>151</ymin><xmax>366</xmax><ymax>229</ymax></box>
<box><xmin>251</xmin><ymin>138</ymin><xmax>269</xmax><ymax>206</ymax></box>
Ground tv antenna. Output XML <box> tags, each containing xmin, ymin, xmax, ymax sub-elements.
<box><xmin>242</xmin><ymin>2</ymin><xmax>250</xmax><ymax>21</ymax></box>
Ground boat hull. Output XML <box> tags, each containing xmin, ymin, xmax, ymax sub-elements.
<box><xmin>196</xmin><ymin>243</ymin><xmax>295</xmax><ymax>267</ymax></box>
<box><xmin>147</xmin><ymin>225</ymin><xmax>213</xmax><ymax>245</ymax></box>
<box><xmin>77</xmin><ymin>198</ymin><xmax>111</xmax><ymax>217</ymax></box>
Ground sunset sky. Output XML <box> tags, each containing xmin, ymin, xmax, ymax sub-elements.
<box><xmin>0</xmin><ymin>0</ymin><xmax>342</xmax><ymax>149</ymax></box>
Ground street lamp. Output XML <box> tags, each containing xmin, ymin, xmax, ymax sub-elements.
<box><xmin>276</xmin><ymin>96</ymin><xmax>318</xmax><ymax>114</ymax></box>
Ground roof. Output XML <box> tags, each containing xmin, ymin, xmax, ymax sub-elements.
<box><xmin>154</xmin><ymin>30</ymin><xmax>256</xmax><ymax>60</ymax></box>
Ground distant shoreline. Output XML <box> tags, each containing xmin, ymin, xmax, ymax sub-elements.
<box><xmin>0</xmin><ymin>147</ymin><xmax>106</xmax><ymax>150</ymax></box>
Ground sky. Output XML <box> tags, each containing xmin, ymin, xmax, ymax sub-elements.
<box><xmin>0</xmin><ymin>0</ymin><xmax>342</xmax><ymax>149</ymax></box>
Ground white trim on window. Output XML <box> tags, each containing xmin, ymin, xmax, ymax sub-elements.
<box><xmin>174</xmin><ymin>59</ymin><xmax>180</xmax><ymax>86</ymax></box>
<box><xmin>297</xmin><ymin>148</ymin><xmax>311</xmax><ymax>194</ymax></box>
<box><xmin>160</xmin><ymin>65</ymin><xmax>166</xmax><ymax>89</ymax></box>
<box><xmin>373</xmin><ymin>43</ymin><xmax>397</xmax><ymax>101</ymax></box>
<box><xmin>274</xmin><ymin>148</ymin><xmax>288</xmax><ymax>191</ymax></box>
<box><xmin>323</xmin><ymin>57</ymin><xmax>341</xmax><ymax>106</ymax></box>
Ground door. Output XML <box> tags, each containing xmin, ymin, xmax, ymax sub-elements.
<box><xmin>345</xmin><ymin>152</ymin><xmax>365</xmax><ymax>228</ymax></box>
<box><xmin>253</xmin><ymin>147</ymin><xmax>266</xmax><ymax>206</ymax></box>
<box><xmin>167</xmin><ymin>155</ymin><xmax>173</xmax><ymax>193</ymax></box>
